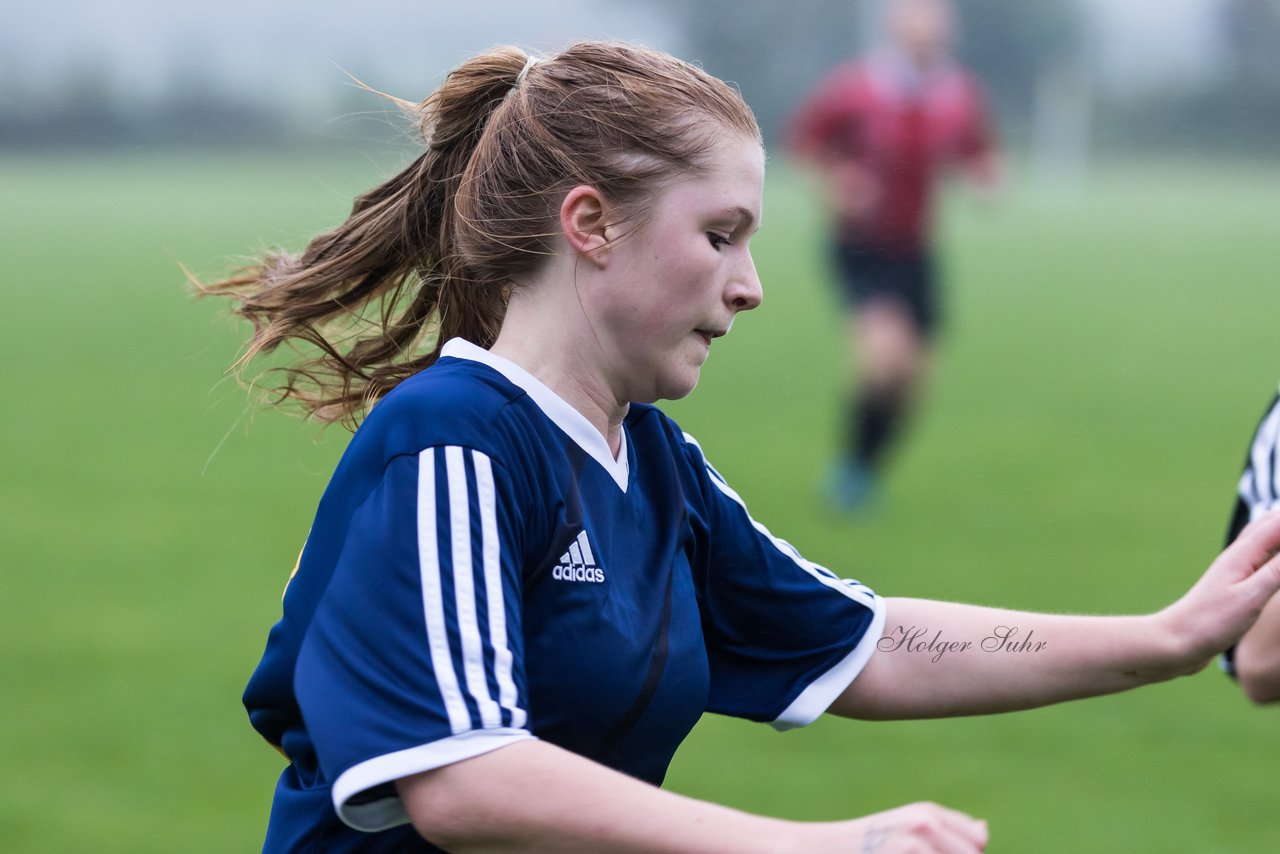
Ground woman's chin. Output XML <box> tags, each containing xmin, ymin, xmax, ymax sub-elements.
<box><xmin>655</xmin><ymin>369</ymin><xmax>701</xmax><ymax>402</ymax></box>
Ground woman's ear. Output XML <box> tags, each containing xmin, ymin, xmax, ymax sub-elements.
<box><xmin>560</xmin><ymin>185</ymin><xmax>612</xmax><ymax>269</ymax></box>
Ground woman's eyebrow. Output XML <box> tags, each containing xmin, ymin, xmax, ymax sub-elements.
<box><xmin>715</xmin><ymin>205</ymin><xmax>761</xmax><ymax>233</ymax></box>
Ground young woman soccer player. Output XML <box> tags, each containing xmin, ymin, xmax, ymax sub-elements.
<box><xmin>206</xmin><ymin>42</ymin><xmax>1280</xmax><ymax>853</ymax></box>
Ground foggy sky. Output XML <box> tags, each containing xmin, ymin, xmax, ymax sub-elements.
<box><xmin>2</xmin><ymin>0</ymin><xmax>1233</xmax><ymax>110</ymax></box>
<box><xmin>3</xmin><ymin>0</ymin><xmax>681</xmax><ymax>109</ymax></box>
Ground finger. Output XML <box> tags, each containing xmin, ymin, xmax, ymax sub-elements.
<box><xmin>1202</xmin><ymin>511</ymin><xmax>1280</xmax><ymax>593</ymax></box>
<box><xmin>896</xmin><ymin>803</ymin><xmax>987</xmax><ymax>851</ymax></box>
<box><xmin>1236</xmin><ymin>549</ymin><xmax>1280</xmax><ymax>606</ymax></box>
<box><xmin>1228</xmin><ymin>510</ymin><xmax>1280</xmax><ymax>573</ymax></box>
<box><xmin>920</xmin><ymin>803</ymin><xmax>987</xmax><ymax>846</ymax></box>
<box><xmin>934</xmin><ymin>815</ymin><xmax>987</xmax><ymax>851</ymax></box>
<box><xmin>926</xmin><ymin>822</ymin><xmax>987</xmax><ymax>854</ymax></box>
<box><xmin>1236</xmin><ymin>506</ymin><xmax>1280</xmax><ymax>538</ymax></box>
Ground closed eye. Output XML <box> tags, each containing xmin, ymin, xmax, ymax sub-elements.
<box><xmin>707</xmin><ymin>232</ymin><xmax>732</xmax><ymax>251</ymax></box>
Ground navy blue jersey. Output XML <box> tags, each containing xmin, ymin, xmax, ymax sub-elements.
<box><xmin>1221</xmin><ymin>388</ymin><xmax>1280</xmax><ymax>677</ymax></box>
<box><xmin>243</xmin><ymin>338</ymin><xmax>885</xmax><ymax>851</ymax></box>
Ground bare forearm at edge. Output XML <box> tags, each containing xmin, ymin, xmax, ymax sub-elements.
<box><xmin>396</xmin><ymin>739</ymin><xmax>797</xmax><ymax>854</ymax></box>
<box><xmin>831</xmin><ymin>597</ymin><xmax>1191</xmax><ymax>720</ymax></box>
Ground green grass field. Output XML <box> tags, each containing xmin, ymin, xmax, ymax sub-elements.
<box><xmin>3</xmin><ymin>148</ymin><xmax>1279</xmax><ymax>852</ymax></box>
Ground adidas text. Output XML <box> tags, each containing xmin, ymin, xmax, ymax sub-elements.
<box><xmin>552</xmin><ymin>530</ymin><xmax>605</xmax><ymax>583</ymax></box>
<box><xmin>552</xmin><ymin>565</ymin><xmax>605</xmax><ymax>583</ymax></box>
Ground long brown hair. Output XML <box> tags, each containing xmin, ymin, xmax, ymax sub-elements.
<box><xmin>200</xmin><ymin>41</ymin><xmax>760</xmax><ymax>428</ymax></box>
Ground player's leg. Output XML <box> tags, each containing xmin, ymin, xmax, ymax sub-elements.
<box><xmin>828</xmin><ymin>246</ymin><xmax>935</xmax><ymax>511</ymax></box>
<box><xmin>850</xmin><ymin>298</ymin><xmax>926</xmax><ymax>468</ymax></box>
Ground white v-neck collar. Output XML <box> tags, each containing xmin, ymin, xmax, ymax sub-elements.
<box><xmin>440</xmin><ymin>338</ymin><xmax>630</xmax><ymax>491</ymax></box>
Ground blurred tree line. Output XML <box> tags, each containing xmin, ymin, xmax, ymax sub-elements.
<box><xmin>652</xmin><ymin>0</ymin><xmax>1082</xmax><ymax>146</ymax></box>
<box><xmin>1091</xmin><ymin>0</ymin><xmax>1280</xmax><ymax>153</ymax></box>
<box><xmin>1</xmin><ymin>0</ymin><xmax>1277</xmax><ymax>157</ymax></box>
<box><xmin>650</xmin><ymin>0</ymin><xmax>1280</xmax><ymax>158</ymax></box>
<box><xmin>0</xmin><ymin>59</ymin><xmax>292</xmax><ymax>150</ymax></box>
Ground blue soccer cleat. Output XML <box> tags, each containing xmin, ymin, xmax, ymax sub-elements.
<box><xmin>824</xmin><ymin>458</ymin><xmax>879</xmax><ymax>514</ymax></box>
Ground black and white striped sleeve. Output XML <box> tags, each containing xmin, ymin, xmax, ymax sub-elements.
<box><xmin>1235</xmin><ymin>392</ymin><xmax>1280</xmax><ymax>525</ymax></box>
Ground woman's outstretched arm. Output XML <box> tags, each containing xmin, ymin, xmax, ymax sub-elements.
<box><xmin>396</xmin><ymin>739</ymin><xmax>988</xmax><ymax>853</ymax></box>
<box><xmin>832</xmin><ymin>510</ymin><xmax>1280</xmax><ymax>720</ymax></box>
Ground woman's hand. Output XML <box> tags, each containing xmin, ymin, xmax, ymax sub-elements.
<box><xmin>832</xmin><ymin>512</ymin><xmax>1280</xmax><ymax>721</ymax></box>
<box><xmin>799</xmin><ymin>802</ymin><xmax>988</xmax><ymax>853</ymax></box>
<box><xmin>1154</xmin><ymin>509</ymin><xmax>1280</xmax><ymax>678</ymax></box>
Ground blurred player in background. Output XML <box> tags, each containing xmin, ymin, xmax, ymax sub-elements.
<box><xmin>1221</xmin><ymin>388</ymin><xmax>1280</xmax><ymax>704</ymax></box>
<box><xmin>789</xmin><ymin>0</ymin><xmax>1001</xmax><ymax>511</ymax></box>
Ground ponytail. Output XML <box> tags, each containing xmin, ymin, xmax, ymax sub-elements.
<box><xmin>201</xmin><ymin>42</ymin><xmax>759</xmax><ymax>427</ymax></box>
<box><xmin>200</xmin><ymin>47</ymin><xmax>530</xmax><ymax>427</ymax></box>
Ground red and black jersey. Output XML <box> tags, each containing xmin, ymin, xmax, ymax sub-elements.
<box><xmin>788</xmin><ymin>50</ymin><xmax>997</xmax><ymax>255</ymax></box>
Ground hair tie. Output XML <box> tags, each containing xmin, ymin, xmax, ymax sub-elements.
<box><xmin>515</xmin><ymin>55</ymin><xmax>541</xmax><ymax>87</ymax></box>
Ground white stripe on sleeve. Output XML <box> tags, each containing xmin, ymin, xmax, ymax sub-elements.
<box><xmin>472</xmin><ymin>450</ymin><xmax>526</xmax><ymax>730</ymax></box>
<box><xmin>416</xmin><ymin>448</ymin><xmax>470</xmax><ymax>734</ymax></box>
<box><xmin>444</xmin><ymin>446</ymin><xmax>503</xmax><ymax>729</ymax></box>
<box><xmin>684</xmin><ymin>433</ymin><xmax>878</xmax><ymax>610</ymax></box>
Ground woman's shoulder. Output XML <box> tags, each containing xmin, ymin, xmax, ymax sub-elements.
<box><xmin>626</xmin><ymin>403</ymin><xmax>708</xmax><ymax>464</ymax></box>
<box><xmin>349</xmin><ymin>357</ymin><xmax>533</xmax><ymax>467</ymax></box>
<box><xmin>311</xmin><ymin>358</ymin><xmax>554</xmax><ymax>540</ymax></box>
<box><xmin>384</xmin><ymin>356</ymin><xmax>521</xmax><ymax>413</ymax></box>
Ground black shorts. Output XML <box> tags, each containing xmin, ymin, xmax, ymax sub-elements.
<box><xmin>831</xmin><ymin>239</ymin><xmax>939</xmax><ymax>336</ymax></box>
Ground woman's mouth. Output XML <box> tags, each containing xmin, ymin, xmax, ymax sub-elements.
<box><xmin>695</xmin><ymin>328</ymin><xmax>725</xmax><ymax>347</ymax></box>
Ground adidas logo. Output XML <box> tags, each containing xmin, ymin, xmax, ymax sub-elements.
<box><xmin>551</xmin><ymin>530</ymin><xmax>605</xmax><ymax>583</ymax></box>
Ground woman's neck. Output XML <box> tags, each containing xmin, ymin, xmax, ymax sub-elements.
<box><xmin>489</xmin><ymin>293</ymin><xmax>629</xmax><ymax>459</ymax></box>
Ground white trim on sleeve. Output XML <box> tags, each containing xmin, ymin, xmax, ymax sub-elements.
<box><xmin>680</xmin><ymin>430</ymin><xmax>887</xmax><ymax>730</ymax></box>
<box><xmin>684</xmin><ymin>431</ymin><xmax>879</xmax><ymax>611</ymax></box>
<box><xmin>770</xmin><ymin>600</ymin><xmax>886</xmax><ymax>731</ymax></box>
<box><xmin>333</xmin><ymin>728</ymin><xmax>536</xmax><ymax>832</ymax></box>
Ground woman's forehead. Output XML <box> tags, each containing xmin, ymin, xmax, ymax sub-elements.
<box><xmin>672</xmin><ymin>137</ymin><xmax>765</xmax><ymax>207</ymax></box>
